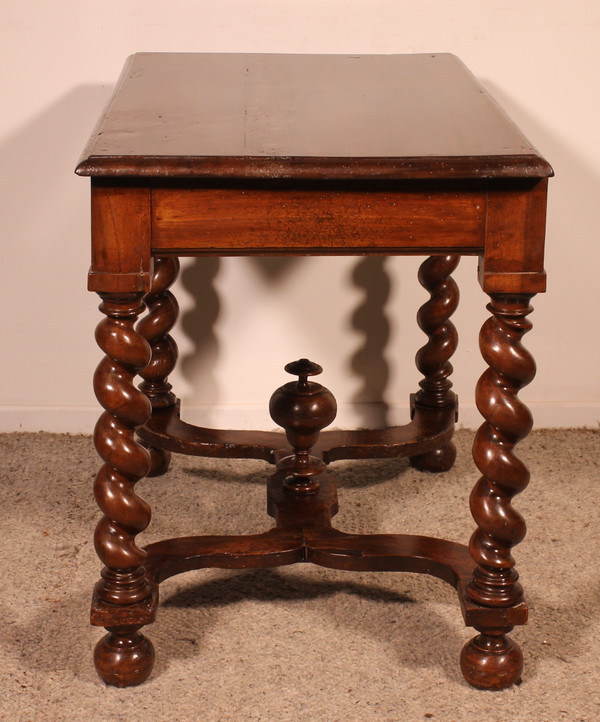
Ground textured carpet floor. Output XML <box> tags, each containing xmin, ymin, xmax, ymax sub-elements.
<box><xmin>0</xmin><ymin>429</ymin><xmax>598</xmax><ymax>721</ymax></box>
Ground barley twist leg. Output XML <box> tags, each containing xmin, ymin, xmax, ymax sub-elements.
<box><xmin>92</xmin><ymin>292</ymin><xmax>155</xmax><ymax>686</ymax></box>
<box><xmin>410</xmin><ymin>254</ymin><xmax>459</xmax><ymax>472</ymax></box>
<box><xmin>461</xmin><ymin>293</ymin><xmax>536</xmax><ymax>690</ymax></box>
<box><xmin>137</xmin><ymin>256</ymin><xmax>180</xmax><ymax>476</ymax></box>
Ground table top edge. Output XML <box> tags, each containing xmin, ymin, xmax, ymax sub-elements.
<box><xmin>76</xmin><ymin>52</ymin><xmax>553</xmax><ymax>181</ymax></box>
<box><xmin>75</xmin><ymin>154</ymin><xmax>553</xmax><ymax>180</ymax></box>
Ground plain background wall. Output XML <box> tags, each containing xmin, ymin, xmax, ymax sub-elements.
<box><xmin>1</xmin><ymin>1</ymin><xmax>599</xmax><ymax>432</ymax></box>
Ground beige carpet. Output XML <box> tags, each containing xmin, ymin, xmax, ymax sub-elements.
<box><xmin>0</xmin><ymin>429</ymin><xmax>598</xmax><ymax>721</ymax></box>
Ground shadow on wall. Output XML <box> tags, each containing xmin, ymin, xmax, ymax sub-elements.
<box><xmin>481</xmin><ymin>81</ymin><xmax>600</xmax><ymax>405</ymax></box>
<box><xmin>179</xmin><ymin>258</ymin><xmax>222</xmax><ymax>404</ymax></box>
<box><xmin>479</xmin><ymin>83</ymin><xmax>600</xmax><ymax>284</ymax></box>
<box><xmin>13</xmin><ymin>82</ymin><xmax>586</xmax><ymax>426</ymax></box>
<box><xmin>178</xmin><ymin>255</ymin><xmax>394</xmax><ymax>428</ymax></box>
<box><xmin>0</xmin><ymin>85</ymin><xmax>115</xmax><ymax>405</ymax></box>
<box><xmin>173</xmin><ymin>88</ymin><xmax>582</xmax><ymax>431</ymax></box>
<box><xmin>0</xmin><ymin>83</ymin><xmax>401</xmax><ymax>422</ymax></box>
<box><xmin>0</xmin><ymin>84</ymin><xmax>113</xmax><ymax>245</ymax></box>
<box><xmin>349</xmin><ymin>257</ymin><xmax>391</xmax><ymax>428</ymax></box>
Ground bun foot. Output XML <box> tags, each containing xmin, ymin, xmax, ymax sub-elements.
<box><xmin>460</xmin><ymin>629</ymin><xmax>523</xmax><ymax>690</ymax></box>
<box><xmin>409</xmin><ymin>442</ymin><xmax>456</xmax><ymax>473</ymax></box>
<box><xmin>94</xmin><ymin>627</ymin><xmax>155</xmax><ymax>687</ymax></box>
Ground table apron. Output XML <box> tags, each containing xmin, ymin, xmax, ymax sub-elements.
<box><xmin>88</xmin><ymin>181</ymin><xmax>547</xmax><ymax>294</ymax></box>
<box><xmin>151</xmin><ymin>187</ymin><xmax>486</xmax><ymax>254</ymax></box>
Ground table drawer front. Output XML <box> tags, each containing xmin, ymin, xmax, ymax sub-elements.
<box><xmin>152</xmin><ymin>188</ymin><xmax>485</xmax><ymax>253</ymax></box>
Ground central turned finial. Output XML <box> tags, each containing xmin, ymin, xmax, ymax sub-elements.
<box><xmin>269</xmin><ymin>359</ymin><xmax>337</xmax><ymax>494</ymax></box>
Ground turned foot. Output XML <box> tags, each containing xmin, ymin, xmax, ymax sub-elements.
<box><xmin>460</xmin><ymin>627</ymin><xmax>523</xmax><ymax>690</ymax></box>
<box><xmin>409</xmin><ymin>441</ymin><xmax>456</xmax><ymax>473</ymax></box>
<box><xmin>94</xmin><ymin>626</ymin><xmax>155</xmax><ymax>687</ymax></box>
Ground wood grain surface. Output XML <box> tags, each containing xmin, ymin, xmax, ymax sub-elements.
<box><xmin>77</xmin><ymin>53</ymin><xmax>552</xmax><ymax>180</ymax></box>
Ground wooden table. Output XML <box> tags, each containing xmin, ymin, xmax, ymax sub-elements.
<box><xmin>77</xmin><ymin>53</ymin><xmax>552</xmax><ymax>690</ymax></box>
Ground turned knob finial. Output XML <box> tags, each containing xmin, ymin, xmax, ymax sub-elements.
<box><xmin>269</xmin><ymin>359</ymin><xmax>337</xmax><ymax>493</ymax></box>
<box><xmin>284</xmin><ymin>358</ymin><xmax>323</xmax><ymax>386</ymax></box>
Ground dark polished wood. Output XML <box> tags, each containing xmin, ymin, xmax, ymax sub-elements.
<box><xmin>93</xmin><ymin>625</ymin><xmax>155</xmax><ymax>688</ymax></box>
<box><xmin>76</xmin><ymin>53</ymin><xmax>552</xmax><ymax>181</ymax></box>
<box><xmin>459</xmin><ymin>294</ymin><xmax>537</xmax><ymax>689</ymax></box>
<box><xmin>91</xmin><ymin>293</ymin><xmax>156</xmax><ymax>686</ymax></box>
<box><xmin>151</xmin><ymin>185</ymin><xmax>486</xmax><ymax>254</ymax></box>
<box><xmin>468</xmin><ymin>295</ymin><xmax>536</xmax><ymax>609</ymax></box>
<box><xmin>409</xmin><ymin>254</ymin><xmax>460</xmax><ymax>472</ymax></box>
<box><xmin>137</xmin><ymin>255</ymin><xmax>180</xmax><ymax>477</ymax></box>
<box><xmin>92</xmin><ymin>293</ymin><xmax>153</xmax><ymax>605</ymax></box>
<box><xmin>79</xmin><ymin>53</ymin><xmax>551</xmax><ymax>691</ymax></box>
<box><xmin>269</xmin><ymin>359</ymin><xmax>336</xmax><ymax>494</ymax></box>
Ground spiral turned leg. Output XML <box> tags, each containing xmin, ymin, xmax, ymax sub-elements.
<box><xmin>92</xmin><ymin>293</ymin><xmax>155</xmax><ymax>686</ymax></box>
<box><xmin>461</xmin><ymin>294</ymin><xmax>536</xmax><ymax>690</ymax></box>
<box><xmin>137</xmin><ymin>257</ymin><xmax>180</xmax><ymax>476</ymax></box>
<box><xmin>409</xmin><ymin>254</ymin><xmax>459</xmax><ymax>472</ymax></box>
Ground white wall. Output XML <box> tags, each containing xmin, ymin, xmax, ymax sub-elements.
<box><xmin>1</xmin><ymin>1</ymin><xmax>599</xmax><ymax>432</ymax></box>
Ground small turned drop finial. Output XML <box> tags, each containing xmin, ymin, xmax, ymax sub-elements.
<box><xmin>269</xmin><ymin>359</ymin><xmax>336</xmax><ymax>494</ymax></box>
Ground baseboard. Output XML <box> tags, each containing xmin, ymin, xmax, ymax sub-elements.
<box><xmin>0</xmin><ymin>401</ymin><xmax>598</xmax><ymax>434</ymax></box>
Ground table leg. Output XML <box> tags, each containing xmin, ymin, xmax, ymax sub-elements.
<box><xmin>461</xmin><ymin>293</ymin><xmax>536</xmax><ymax>689</ymax></box>
<box><xmin>91</xmin><ymin>292</ymin><xmax>156</xmax><ymax>686</ymax></box>
<box><xmin>409</xmin><ymin>254</ymin><xmax>459</xmax><ymax>471</ymax></box>
<box><xmin>137</xmin><ymin>256</ymin><xmax>180</xmax><ymax>476</ymax></box>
